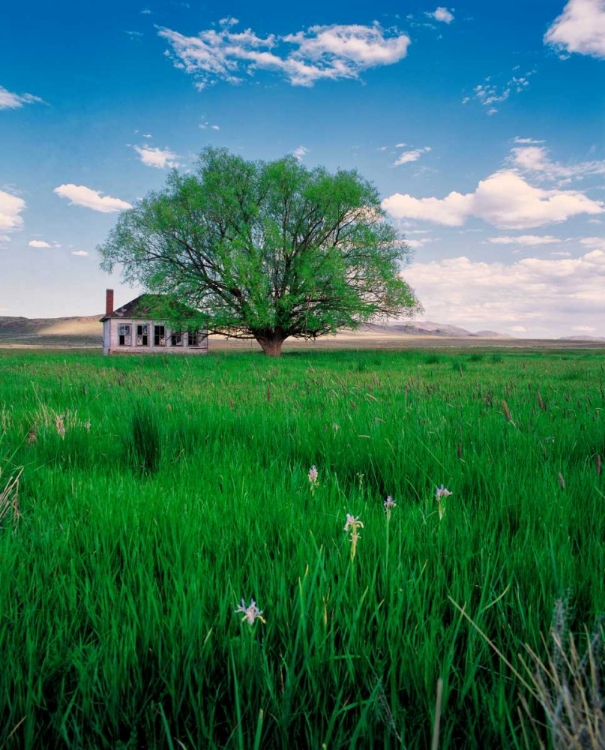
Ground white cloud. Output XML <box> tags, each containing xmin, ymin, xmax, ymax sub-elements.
<box><xmin>143</xmin><ymin>133</ymin><xmax>153</xmax><ymax>138</ymax></box>
<box><xmin>133</xmin><ymin>145</ymin><xmax>180</xmax><ymax>169</ymax></box>
<box><xmin>0</xmin><ymin>85</ymin><xmax>43</xmax><ymax>110</ymax></box>
<box><xmin>199</xmin><ymin>121</ymin><xmax>220</xmax><ymax>130</ymax></box>
<box><xmin>71</xmin><ymin>250</ymin><xmax>89</xmax><ymax>257</ymax></box>
<box><xmin>404</xmin><ymin>249</ymin><xmax>605</xmax><ymax>336</ymax></box>
<box><xmin>580</xmin><ymin>236</ymin><xmax>605</xmax><ymax>250</ymax></box>
<box><xmin>383</xmin><ymin>169</ymin><xmax>604</xmax><ymax>229</ymax></box>
<box><xmin>159</xmin><ymin>20</ymin><xmax>411</xmax><ymax>88</ymax></box>
<box><xmin>0</xmin><ymin>235</ymin><xmax>10</xmax><ymax>243</ymax></box>
<box><xmin>405</xmin><ymin>237</ymin><xmax>435</xmax><ymax>248</ymax></box>
<box><xmin>0</xmin><ymin>190</ymin><xmax>26</xmax><ymax>232</ymax></box>
<box><xmin>429</xmin><ymin>7</ymin><xmax>454</xmax><ymax>23</ymax></box>
<box><xmin>292</xmin><ymin>145</ymin><xmax>308</xmax><ymax>161</ymax></box>
<box><xmin>54</xmin><ymin>184</ymin><xmax>132</xmax><ymax>213</ymax></box>
<box><xmin>488</xmin><ymin>235</ymin><xmax>562</xmax><ymax>245</ymax></box>
<box><xmin>393</xmin><ymin>146</ymin><xmax>431</xmax><ymax>166</ymax></box>
<box><xmin>573</xmin><ymin>325</ymin><xmax>596</xmax><ymax>331</ymax></box>
<box><xmin>514</xmin><ymin>137</ymin><xmax>545</xmax><ymax>145</ymax></box>
<box><xmin>468</xmin><ymin>72</ymin><xmax>533</xmax><ymax>114</ymax></box>
<box><xmin>510</xmin><ymin>145</ymin><xmax>605</xmax><ymax>183</ymax></box>
<box><xmin>29</xmin><ymin>240</ymin><xmax>52</xmax><ymax>248</ymax></box>
<box><xmin>544</xmin><ymin>0</ymin><xmax>605</xmax><ymax>59</ymax></box>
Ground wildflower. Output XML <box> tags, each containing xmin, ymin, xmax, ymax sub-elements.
<box><xmin>435</xmin><ymin>485</ymin><xmax>452</xmax><ymax>520</ymax></box>
<box><xmin>308</xmin><ymin>465</ymin><xmax>319</xmax><ymax>494</ymax></box>
<box><xmin>234</xmin><ymin>598</ymin><xmax>266</xmax><ymax>625</ymax></box>
<box><xmin>344</xmin><ymin>513</ymin><xmax>364</xmax><ymax>560</ymax></box>
<box><xmin>435</xmin><ymin>485</ymin><xmax>452</xmax><ymax>500</ymax></box>
<box><xmin>384</xmin><ymin>495</ymin><xmax>396</xmax><ymax>521</ymax></box>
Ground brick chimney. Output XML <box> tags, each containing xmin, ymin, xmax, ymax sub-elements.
<box><xmin>105</xmin><ymin>289</ymin><xmax>114</xmax><ymax>317</ymax></box>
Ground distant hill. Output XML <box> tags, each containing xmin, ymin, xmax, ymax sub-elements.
<box><xmin>362</xmin><ymin>321</ymin><xmax>512</xmax><ymax>338</ymax></box>
<box><xmin>1</xmin><ymin>313</ymin><xmax>601</xmax><ymax>349</ymax></box>
<box><xmin>0</xmin><ymin>315</ymin><xmax>103</xmax><ymax>346</ymax></box>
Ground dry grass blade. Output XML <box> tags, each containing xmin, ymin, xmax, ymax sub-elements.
<box><xmin>0</xmin><ymin>466</ymin><xmax>23</xmax><ymax>528</ymax></box>
<box><xmin>451</xmin><ymin>595</ymin><xmax>605</xmax><ymax>749</ymax></box>
<box><xmin>521</xmin><ymin>613</ymin><xmax>605</xmax><ymax>750</ymax></box>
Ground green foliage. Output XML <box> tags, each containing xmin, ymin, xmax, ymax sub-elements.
<box><xmin>0</xmin><ymin>348</ymin><xmax>604</xmax><ymax>748</ymax></box>
<box><xmin>98</xmin><ymin>148</ymin><xmax>420</xmax><ymax>355</ymax></box>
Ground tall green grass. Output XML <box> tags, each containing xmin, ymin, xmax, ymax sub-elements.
<box><xmin>0</xmin><ymin>348</ymin><xmax>604</xmax><ymax>748</ymax></box>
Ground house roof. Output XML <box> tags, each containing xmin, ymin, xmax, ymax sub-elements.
<box><xmin>100</xmin><ymin>294</ymin><xmax>200</xmax><ymax>322</ymax></box>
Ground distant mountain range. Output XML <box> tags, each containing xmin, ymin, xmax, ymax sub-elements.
<box><xmin>0</xmin><ymin>314</ymin><xmax>603</xmax><ymax>345</ymax></box>
<box><xmin>361</xmin><ymin>321</ymin><xmax>513</xmax><ymax>338</ymax></box>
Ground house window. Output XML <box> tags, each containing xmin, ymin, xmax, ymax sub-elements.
<box><xmin>137</xmin><ymin>324</ymin><xmax>149</xmax><ymax>346</ymax></box>
<box><xmin>171</xmin><ymin>331</ymin><xmax>183</xmax><ymax>347</ymax></box>
<box><xmin>187</xmin><ymin>329</ymin><xmax>199</xmax><ymax>347</ymax></box>
<box><xmin>118</xmin><ymin>325</ymin><xmax>131</xmax><ymax>346</ymax></box>
<box><xmin>154</xmin><ymin>325</ymin><xmax>165</xmax><ymax>347</ymax></box>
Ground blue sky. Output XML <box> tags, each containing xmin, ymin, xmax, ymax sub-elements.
<box><xmin>1</xmin><ymin>0</ymin><xmax>604</xmax><ymax>336</ymax></box>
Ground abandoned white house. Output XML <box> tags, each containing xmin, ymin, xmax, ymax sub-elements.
<box><xmin>101</xmin><ymin>289</ymin><xmax>208</xmax><ymax>356</ymax></box>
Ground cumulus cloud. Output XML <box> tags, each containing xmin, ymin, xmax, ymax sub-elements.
<box><xmin>580</xmin><ymin>236</ymin><xmax>605</xmax><ymax>250</ymax></box>
<box><xmin>383</xmin><ymin>169</ymin><xmax>604</xmax><ymax>229</ymax></box>
<box><xmin>54</xmin><ymin>184</ymin><xmax>132</xmax><ymax>213</ymax></box>
<box><xmin>200</xmin><ymin>121</ymin><xmax>220</xmax><ymax>130</ymax></box>
<box><xmin>393</xmin><ymin>146</ymin><xmax>431</xmax><ymax>166</ymax></box>
<box><xmin>509</xmin><ymin>144</ymin><xmax>605</xmax><ymax>184</ymax></box>
<box><xmin>0</xmin><ymin>190</ymin><xmax>26</xmax><ymax>232</ymax></box>
<box><xmin>158</xmin><ymin>19</ymin><xmax>411</xmax><ymax>88</ymax></box>
<box><xmin>544</xmin><ymin>0</ymin><xmax>605</xmax><ymax>59</ymax></box>
<box><xmin>0</xmin><ymin>85</ymin><xmax>43</xmax><ymax>110</ymax></box>
<box><xmin>488</xmin><ymin>235</ymin><xmax>562</xmax><ymax>245</ymax></box>
<box><xmin>429</xmin><ymin>7</ymin><xmax>454</xmax><ymax>23</ymax></box>
<box><xmin>71</xmin><ymin>250</ymin><xmax>89</xmax><ymax>257</ymax></box>
<box><xmin>133</xmin><ymin>145</ymin><xmax>181</xmax><ymax>168</ymax></box>
<box><xmin>292</xmin><ymin>146</ymin><xmax>308</xmax><ymax>161</ymax></box>
<box><xmin>29</xmin><ymin>240</ymin><xmax>52</xmax><ymax>248</ymax></box>
<box><xmin>404</xmin><ymin>249</ymin><xmax>605</xmax><ymax>336</ymax></box>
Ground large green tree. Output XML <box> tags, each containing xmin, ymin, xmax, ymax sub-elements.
<box><xmin>99</xmin><ymin>148</ymin><xmax>421</xmax><ymax>356</ymax></box>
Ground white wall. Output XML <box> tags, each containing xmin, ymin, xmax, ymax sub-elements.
<box><xmin>104</xmin><ymin>319</ymin><xmax>208</xmax><ymax>355</ymax></box>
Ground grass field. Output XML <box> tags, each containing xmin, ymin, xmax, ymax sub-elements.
<box><xmin>0</xmin><ymin>348</ymin><xmax>604</xmax><ymax>749</ymax></box>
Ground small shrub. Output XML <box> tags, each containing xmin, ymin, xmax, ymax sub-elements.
<box><xmin>491</xmin><ymin>352</ymin><xmax>503</xmax><ymax>364</ymax></box>
<box><xmin>469</xmin><ymin>353</ymin><xmax>483</xmax><ymax>363</ymax></box>
<box><xmin>425</xmin><ymin>354</ymin><xmax>440</xmax><ymax>365</ymax></box>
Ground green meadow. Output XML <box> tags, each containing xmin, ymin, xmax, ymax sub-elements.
<box><xmin>0</xmin><ymin>348</ymin><xmax>604</xmax><ymax>749</ymax></box>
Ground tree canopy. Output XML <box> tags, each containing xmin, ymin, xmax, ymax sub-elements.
<box><xmin>99</xmin><ymin>148</ymin><xmax>421</xmax><ymax>355</ymax></box>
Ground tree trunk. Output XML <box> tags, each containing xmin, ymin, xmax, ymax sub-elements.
<box><xmin>256</xmin><ymin>331</ymin><xmax>287</xmax><ymax>356</ymax></box>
